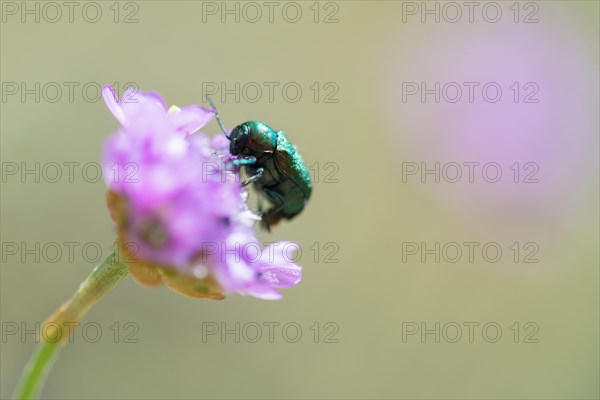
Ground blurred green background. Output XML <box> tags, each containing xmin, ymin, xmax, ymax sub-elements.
<box><xmin>1</xmin><ymin>1</ymin><xmax>598</xmax><ymax>399</ymax></box>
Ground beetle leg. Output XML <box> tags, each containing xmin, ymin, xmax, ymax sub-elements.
<box><xmin>262</xmin><ymin>218</ymin><xmax>271</xmax><ymax>233</ymax></box>
<box><xmin>260</xmin><ymin>191</ymin><xmax>286</xmax><ymax>231</ymax></box>
<box><xmin>233</xmin><ymin>156</ymin><xmax>257</xmax><ymax>166</ymax></box>
<box><xmin>242</xmin><ymin>167</ymin><xmax>264</xmax><ymax>187</ymax></box>
<box><xmin>257</xmin><ymin>195</ymin><xmax>263</xmax><ymax>214</ymax></box>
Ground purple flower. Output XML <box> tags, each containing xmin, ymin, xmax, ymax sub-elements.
<box><xmin>102</xmin><ymin>85</ymin><xmax>301</xmax><ymax>300</ymax></box>
<box><xmin>102</xmin><ymin>86</ymin><xmax>214</xmax><ymax>135</ymax></box>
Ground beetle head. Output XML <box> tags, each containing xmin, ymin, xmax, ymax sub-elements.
<box><xmin>229</xmin><ymin>123</ymin><xmax>251</xmax><ymax>155</ymax></box>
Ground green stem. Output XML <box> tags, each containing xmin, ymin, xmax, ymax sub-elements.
<box><xmin>14</xmin><ymin>251</ymin><xmax>129</xmax><ymax>400</ymax></box>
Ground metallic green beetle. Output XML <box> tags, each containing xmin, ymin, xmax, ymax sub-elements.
<box><xmin>207</xmin><ymin>98</ymin><xmax>312</xmax><ymax>231</ymax></box>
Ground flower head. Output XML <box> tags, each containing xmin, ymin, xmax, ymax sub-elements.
<box><xmin>102</xmin><ymin>85</ymin><xmax>301</xmax><ymax>300</ymax></box>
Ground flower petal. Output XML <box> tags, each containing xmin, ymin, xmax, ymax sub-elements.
<box><xmin>246</xmin><ymin>285</ymin><xmax>283</xmax><ymax>300</ymax></box>
<box><xmin>170</xmin><ymin>105</ymin><xmax>215</xmax><ymax>135</ymax></box>
<box><xmin>120</xmin><ymin>88</ymin><xmax>168</xmax><ymax>122</ymax></box>
<box><xmin>260</xmin><ymin>263</ymin><xmax>302</xmax><ymax>288</ymax></box>
<box><xmin>102</xmin><ymin>85</ymin><xmax>127</xmax><ymax>125</ymax></box>
<box><xmin>261</xmin><ymin>242</ymin><xmax>300</xmax><ymax>266</ymax></box>
<box><xmin>211</xmin><ymin>133</ymin><xmax>230</xmax><ymax>151</ymax></box>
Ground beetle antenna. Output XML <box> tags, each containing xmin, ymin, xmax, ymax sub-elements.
<box><xmin>206</xmin><ymin>95</ymin><xmax>231</xmax><ymax>139</ymax></box>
